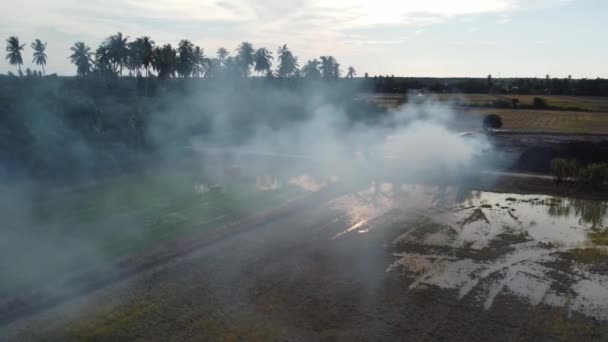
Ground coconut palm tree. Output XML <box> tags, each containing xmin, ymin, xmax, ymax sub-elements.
<box><xmin>101</xmin><ymin>32</ymin><xmax>129</xmax><ymax>75</ymax></box>
<box><xmin>95</xmin><ymin>45</ymin><xmax>113</xmax><ymax>74</ymax></box>
<box><xmin>217</xmin><ymin>47</ymin><xmax>229</xmax><ymax>65</ymax></box>
<box><xmin>236</xmin><ymin>42</ymin><xmax>255</xmax><ymax>77</ymax></box>
<box><xmin>69</xmin><ymin>41</ymin><xmax>93</xmax><ymax>76</ymax></box>
<box><xmin>277</xmin><ymin>44</ymin><xmax>298</xmax><ymax>77</ymax></box>
<box><xmin>192</xmin><ymin>46</ymin><xmax>206</xmax><ymax>77</ymax></box>
<box><xmin>346</xmin><ymin>66</ymin><xmax>356</xmax><ymax>78</ymax></box>
<box><xmin>320</xmin><ymin>56</ymin><xmax>340</xmax><ymax>79</ymax></box>
<box><xmin>30</xmin><ymin>39</ymin><xmax>48</xmax><ymax>75</ymax></box>
<box><xmin>5</xmin><ymin>36</ymin><xmax>26</xmax><ymax>74</ymax></box>
<box><xmin>254</xmin><ymin>48</ymin><xmax>273</xmax><ymax>76</ymax></box>
<box><xmin>176</xmin><ymin>39</ymin><xmax>194</xmax><ymax>78</ymax></box>
<box><xmin>301</xmin><ymin>59</ymin><xmax>321</xmax><ymax>79</ymax></box>
<box><xmin>133</xmin><ymin>36</ymin><xmax>155</xmax><ymax>77</ymax></box>
<box><xmin>152</xmin><ymin>44</ymin><xmax>177</xmax><ymax>79</ymax></box>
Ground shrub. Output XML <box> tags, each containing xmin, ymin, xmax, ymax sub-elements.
<box><xmin>550</xmin><ymin>158</ymin><xmax>579</xmax><ymax>184</ymax></box>
<box><xmin>491</xmin><ymin>99</ymin><xmax>512</xmax><ymax>108</ymax></box>
<box><xmin>482</xmin><ymin>114</ymin><xmax>502</xmax><ymax>131</ymax></box>
<box><xmin>533</xmin><ymin>97</ymin><xmax>548</xmax><ymax>108</ymax></box>
<box><xmin>511</xmin><ymin>98</ymin><xmax>519</xmax><ymax>108</ymax></box>
<box><xmin>578</xmin><ymin>163</ymin><xmax>608</xmax><ymax>190</ymax></box>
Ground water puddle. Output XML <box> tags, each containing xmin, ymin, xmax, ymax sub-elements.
<box><xmin>331</xmin><ymin>184</ymin><xmax>608</xmax><ymax>320</ymax></box>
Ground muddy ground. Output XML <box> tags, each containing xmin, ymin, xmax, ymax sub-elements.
<box><xmin>2</xmin><ymin>182</ymin><xmax>608</xmax><ymax>341</ymax></box>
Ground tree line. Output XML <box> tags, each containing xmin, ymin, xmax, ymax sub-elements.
<box><xmin>5</xmin><ymin>34</ymin><xmax>358</xmax><ymax>80</ymax></box>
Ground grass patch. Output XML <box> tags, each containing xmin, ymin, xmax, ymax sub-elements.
<box><xmin>561</xmin><ymin>247</ymin><xmax>608</xmax><ymax>264</ymax></box>
<box><xmin>589</xmin><ymin>229</ymin><xmax>608</xmax><ymax>246</ymax></box>
<box><xmin>41</xmin><ymin>299</ymin><xmax>159</xmax><ymax>341</ymax></box>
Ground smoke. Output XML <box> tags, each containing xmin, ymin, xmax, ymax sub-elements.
<box><xmin>0</xmin><ymin>77</ymin><xmax>492</xmax><ymax>327</ymax></box>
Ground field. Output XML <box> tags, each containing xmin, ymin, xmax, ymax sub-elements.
<box><xmin>363</xmin><ymin>93</ymin><xmax>608</xmax><ymax>134</ymax></box>
<box><xmin>463</xmin><ymin>108</ymin><xmax>608</xmax><ymax>134</ymax></box>
<box><xmin>436</xmin><ymin>94</ymin><xmax>608</xmax><ymax>112</ymax></box>
<box><xmin>0</xmin><ymin>154</ymin><xmax>319</xmax><ymax>295</ymax></box>
<box><xmin>3</xmin><ymin>182</ymin><xmax>608</xmax><ymax>341</ymax></box>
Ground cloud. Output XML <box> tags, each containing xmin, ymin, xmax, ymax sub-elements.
<box><xmin>0</xmin><ymin>0</ymin><xmax>580</xmax><ymax>75</ymax></box>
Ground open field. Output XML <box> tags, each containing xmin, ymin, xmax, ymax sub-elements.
<box><xmin>365</xmin><ymin>93</ymin><xmax>608</xmax><ymax>112</ymax></box>
<box><xmin>3</xmin><ymin>182</ymin><xmax>608</xmax><ymax>341</ymax></box>
<box><xmin>0</xmin><ymin>155</ymin><xmax>327</xmax><ymax>295</ymax></box>
<box><xmin>463</xmin><ymin>108</ymin><xmax>608</xmax><ymax>134</ymax></box>
<box><xmin>436</xmin><ymin>94</ymin><xmax>608</xmax><ymax>112</ymax></box>
<box><xmin>361</xmin><ymin>93</ymin><xmax>608</xmax><ymax>134</ymax></box>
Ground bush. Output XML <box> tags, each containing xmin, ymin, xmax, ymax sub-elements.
<box><xmin>482</xmin><ymin>114</ymin><xmax>502</xmax><ymax>131</ymax></box>
<box><xmin>550</xmin><ymin>158</ymin><xmax>579</xmax><ymax>184</ymax></box>
<box><xmin>578</xmin><ymin>163</ymin><xmax>608</xmax><ymax>190</ymax></box>
<box><xmin>491</xmin><ymin>99</ymin><xmax>512</xmax><ymax>108</ymax></box>
<box><xmin>533</xmin><ymin>97</ymin><xmax>548</xmax><ymax>108</ymax></box>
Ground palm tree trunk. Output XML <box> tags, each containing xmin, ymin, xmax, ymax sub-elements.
<box><xmin>42</xmin><ymin>65</ymin><xmax>45</xmax><ymax>76</ymax></box>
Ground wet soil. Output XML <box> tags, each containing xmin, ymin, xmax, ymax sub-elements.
<box><xmin>2</xmin><ymin>187</ymin><xmax>608</xmax><ymax>341</ymax></box>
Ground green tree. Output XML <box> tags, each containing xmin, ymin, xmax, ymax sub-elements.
<box><xmin>176</xmin><ymin>39</ymin><xmax>194</xmax><ymax>78</ymax></box>
<box><xmin>94</xmin><ymin>44</ymin><xmax>113</xmax><ymax>74</ymax></box>
<box><xmin>152</xmin><ymin>44</ymin><xmax>177</xmax><ymax>79</ymax></box>
<box><xmin>217</xmin><ymin>47</ymin><xmax>229</xmax><ymax>65</ymax></box>
<box><xmin>137</xmin><ymin>36</ymin><xmax>155</xmax><ymax>77</ymax></box>
<box><xmin>346</xmin><ymin>66</ymin><xmax>356</xmax><ymax>78</ymax></box>
<box><xmin>5</xmin><ymin>36</ymin><xmax>25</xmax><ymax>74</ymax></box>
<box><xmin>69</xmin><ymin>41</ymin><xmax>93</xmax><ymax>76</ymax></box>
<box><xmin>99</xmin><ymin>32</ymin><xmax>129</xmax><ymax>75</ymax></box>
<box><xmin>320</xmin><ymin>56</ymin><xmax>340</xmax><ymax>79</ymax></box>
<box><xmin>236</xmin><ymin>42</ymin><xmax>255</xmax><ymax>77</ymax></box>
<box><xmin>277</xmin><ymin>44</ymin><xmax>298</xmax><ymax>77</ymax></box>
<box><xmin>482</xmin><ymin>114</ymin><xmax>502</xmax><ymax>131</ymax></box>
<box><xmin>254</xmin><ymin>48</ymin><xmax>273</xmax><ymax>76</ymax></box>
<box><xmin>192</xmin><ymin>46</ymin><xmax>206</xmax><ymax>77</ymax></box>
<box><xmin>30</xmin><ymin>39</ymin><xmax>48</xmax><ymax>75</ymax></box>
<box><xmin>301</xmin><ymin>59</ymin><xmax>321</xmax><ymax>79</ymax></box>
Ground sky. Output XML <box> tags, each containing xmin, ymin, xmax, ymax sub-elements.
<box><xmin>1</xmin><ymin>0</ymin><xmax>607</xmax><ymax>77</ymax></box>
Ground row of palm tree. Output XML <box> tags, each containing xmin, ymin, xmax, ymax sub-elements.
<box><xmin>5</xmin><ymin>36</ymin><xmax>47</xmax><ymax>75</ymax></box>
<box><xmin>6</xmin><ymin>34</ymin><xmax>358</xmax><ymax>79</ymax></box>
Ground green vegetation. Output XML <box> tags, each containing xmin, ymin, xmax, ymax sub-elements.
<box><xmin>561</xmin><ymin>247</ymin><xmax>608</xmax><ymax>264</ymax></box>
<box><xmin>0</xmin><ymin>165</ymin><xmax>308</xmax><ymax>294</ymax></box>
<box><xmin>40</xmin><ymin>299</ymin><xmax>160</xmax><ymax>341</ymax></box>
<box><xmin>550</xmin><ymin>158</ymin><xmax>579</xmax><ymax>184</ymax></box>
<box><xmin>482</xmin><ymin>114</ymin><xmax>502</xmax><ymax>131</ymax></box>
<box><xmin>550</xmin><ymin>158</ymin><xmax>608</xmax><ymax>190</ymax></box>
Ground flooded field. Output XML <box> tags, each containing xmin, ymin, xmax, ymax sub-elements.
<box><xmin>330</xmin><ymin>183</ymin><xmax>608</xmax><ymax>320</ymax></box>
<box><xmin>0</xmin><ymin>155</ymin><xmax>336</xmax><ymax>295</ymax></box>
<box><xmin>3</xmin><ymin>173</ymin><xmax>608</xmax><ymax>341</ymax></box>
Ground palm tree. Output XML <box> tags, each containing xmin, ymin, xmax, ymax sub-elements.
<box><xmin>30</xmin><ymin>39</ymin><xmax>48</xmax><ymax>75</ymax></box>
<box><xmin>236</xmin><ymin>42</ymin><xmax>255</xmax><ymax>77</ymax></box>
<box><xmin>254</xmin><ymin>48</ymin><xmax>273</xmax><ymax>76</ymax></box>
<box><xmin>5</xmin><ymin>36</ymin><xmax>26</xmax><ymax>74</ymax></box>
<box><xmin>217</xmin><ymin>47</ymin><xmax>229</xmax><ymax>65</ymax></box>
<box><xmin>176</xmin><ymin>39</ymin><xmax>194</xmax><ymax>78</ymax></box>
<box><xmin>152</xmin><ymin>44</ymin><xmax>177</xmax><ymax>79</ymax></box>
<box><xmin>126</xmin><ymin>42</ymin><xmax>140</xmax><ymax>77</ymax></box>
<box><xmin>134</xmin><ymin>36</ymin><xmax>155</xmax><ymax>77</ymax></box>
<box><xmin>69</xmin><ymin>41</ymin><xmax>93</xmax><ymax>76</ymax></box>
<box><xmin>192</xmin><ymin>46</ymin><xmax>206</xmax><ymax>77</ymax></box>
<box><xmin>301</xmin><ymin>59</ymin><xmax>321</xmax><ymax>79</ymax></box>
<box><xmin>277</xmin><ymin>44</ymin><xmax>298</xmax><ymax>77</ymax></box>
<box><xmin>346</xmin><ymin>66</ymin><xmax>356</xmax><ymax>78</ymax></box>
<box><xmin>320</xmin><ymin>56</ymin><xmax>340</xmax><ymax>79</ymax></box>
<box><xmin>95</xmin><ymin>45</ymin><xmax>112</xmax><ymax>74</ymax></box>
<box><xmin>101</xmin><ymin>32</ymin><xmax>129</xmax><ymax>75</ymax></box>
